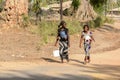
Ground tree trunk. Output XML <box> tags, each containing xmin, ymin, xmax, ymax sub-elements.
<box><xmin>60</xmin><ymin>0</ymin><xmax>63</xmax><ymax>21</ymax></box>
<box><xmin>2</xmin><ymin>0</ymin><xmax>28</xmax><ymax>27</ymax></box>
<box><xmin>76</xmin><ymin>0</ymin><xmax>97</xmax><ymax>22</ymax></box>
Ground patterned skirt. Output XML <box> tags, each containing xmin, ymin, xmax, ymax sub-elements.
<box><xmin>59</xmin><ymin>40</ymin><xmax>69</xmax><ymax>60</ymax></box>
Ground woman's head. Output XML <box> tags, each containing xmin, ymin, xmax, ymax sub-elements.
<box><xmin>58</xmin><ymin>20</ymin><xmax>66</xmax><ymax>28</ymax></box>
<box><xmin>83</xmin><ymin>25</ymin><xmax>89</xmax><ymax>32</ymax></box>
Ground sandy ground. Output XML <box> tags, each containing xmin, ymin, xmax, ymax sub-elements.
<box><xmin>0</xmin><ymin>21</ymin><xmax>120</xmax><ymax>61</ymax></box>
<box><xmin>0</xmin><ymin>20</ymin><xmax>120</xmax><ymax>80</ymax></box>
<box><xmin>0</xmin><ymin>48</ymin><xmax>120</xmax><ymax>80</ymax></box>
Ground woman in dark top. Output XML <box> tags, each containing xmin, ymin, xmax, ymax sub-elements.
<box><xmin>55</xmin><ymin>21</ymin><xmax>70</xmax><ymax>63</ymax></box>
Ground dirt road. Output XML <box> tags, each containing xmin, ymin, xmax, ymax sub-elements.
<box><xmin>0</xmin><ymin>48</ymin><xmax>120</xmax><ymax>80</ymax></box>
<box><xmin>0</xmin><ymin>20</ymin><xmax>120</xmax><ymax>80</ymax></box>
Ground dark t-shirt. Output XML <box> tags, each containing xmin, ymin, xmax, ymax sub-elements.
<box><xmin>58</xmin><ymin>27</ymin><xmax>69</xmax><ymax>41</ymax></box>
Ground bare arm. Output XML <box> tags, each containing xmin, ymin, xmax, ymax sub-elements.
<box><xmin>68</xmin><ymin>31</ymin><xmax>70</xmax><ymax>47</ymax></box>
<box><xmin>79</xmin><ymin>35</ymin><xmax>84</xmax><ymax>48</ymax></box>
<box><xmin>55</xmin><ymin>30</ymin><xmax>59</xmax><ymax>46</ymax></box>
<box><xmin>91</xmin><ymin>36</ymin><xmax>95</xmax><ymax>42</ymax></box>
<box><xmin>54</xmin><ymin>36</ymin><xmax>59</xmax><ymax>46</ymax></box>
<box><xmin>90</xmin><ymin>31</ymin><xmax>95</xmax><ymax>42</ymax></box>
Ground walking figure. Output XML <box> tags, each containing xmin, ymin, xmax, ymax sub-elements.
<box><xmin>79</xmin><ymin>25</ymin><xmax>95</xmax><ymax>64</ymax></box>
<box><xmin>55</xmin><ymin>21</ymin><xmax>70</xmax><ymax>63</ymax></box>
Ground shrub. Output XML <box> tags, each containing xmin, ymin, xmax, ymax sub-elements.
<box><xmin>93</xmin><ymin>16</ymin><xmax>103</xmax><ymax>28</ymax></box>
<box><xmin>34</xmin><ymin>20</ymin><xmax>82</xmax><ymax>44</ymax></box>
<box><xmin>84</xmin><ymin>16</ymin><xmax>104</xmax><ymax>28</ymax></box>
<box><xmin>22</xmin><ymin>14</ymin><xmax>30</xmax><ymax>28</ymax></box>
<box><xmin>104</xmin><ymin>17</ymin><xmax>114</xmax><ymax>24</ymax></box>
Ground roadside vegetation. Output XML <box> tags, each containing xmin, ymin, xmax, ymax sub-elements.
<box><xmin>22</xmin><ymin>0</ymin><xmax>117</xmax><ymax>44</ymax></box>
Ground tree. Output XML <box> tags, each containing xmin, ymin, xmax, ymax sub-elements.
<box><xmin>60</xmin><ymin>0</ymin><xmax>63</xmax><ymax>21</ymax></box>
<box><xmin>90</xmin><ymin>0</ymin><xmax>108</xmax><ymax>15</ymax></box>
<box><xmin>28</xmin><ymin>0</ymin><xmax>32</xmax><ymax>13</ymax></box>
<box><xmin>32</xmin><ymin>0</ymin><xmax>42</xmax><ymax>13</ymax></box>
<box><xmin>0</xmin><ymin>0</ymin><xmax>3</xmax><ymax>3</ymax></box>
<box><xmin>117</xmin><ymin>0</ymin><xmax>120</xmax><ymax>6</ymax></box>
<box><xmin>76</xmin><ymin>0</ymin><xmax>97</xmax><ymax>22</ymax></box>
<box><xmin>72</xmin><ymin>0</ymin><xmax>80</xmax><ymax>13</ymax></box>
<box><xmin>32</xmin><ymin>0</ymin><xmax>42</xmax><ymax>23</ymax></box>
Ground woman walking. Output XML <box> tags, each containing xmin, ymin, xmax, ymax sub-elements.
<box><xmin>55</xmin><ymin>21</ymin><xmax>70</xmax><ymax>63</ymax></box>
<box><xmin>79</xmin><ymin>25</ymin><xmax>95</xmax><ymax>64</ymax></box>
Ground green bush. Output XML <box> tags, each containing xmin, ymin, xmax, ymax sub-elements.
<box><xmin>35</xmin><ymin>20</ymin><xmax>82</xmax><ymax>44</ymax></box>
<box><xmin>86</xmin><ymin>16</ymin><xmax>103</xmax><ymax>28</ymax></box>
<box><xmin>22</xmin><ymin>14</ymin><xmax>30</xmax><ymax>28</ymax></box>
<box><xmin>67</xmin><ymin>20</ymin><xmax>82</xmax><ymax>34</ymax></box>
<box><xmin>104</xmin><ymin>17</ymin><xmax>114</xmax><ymax>24</ymax></box>
<box><xmin>87</xmin><ymin>16</ymin><xmax>114</xmax><ymax>28</ymax></box>
<box><xmin>31</xmin><ymin>17</ymin><xmax>114</xmax><ymax>45</ymax></box>
<box><xmin>72</xmin><ymin>0</ymin><xmax>80</xmax><ymax>12</ymax></box>
<box><xmin>90</xmin><ymin>0</ymin><xmax>107</xmax><ymax>15</ymax></box>
<box><xmin>93</xmin><ymin>16</ymin><xmax>103</xmax><ymax>28</ymax></box>
<box><xmin>38</xmin><ymin>21</ymin><xmax>58</xmax><ymax>44</ymax></box>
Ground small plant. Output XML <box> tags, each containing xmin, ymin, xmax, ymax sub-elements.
<box><xmin>72</xmin><ymin>0</ymin><xmax>80</xmax><ymax>13</ymax></box>
<box><xmin>93</xmin><ymin>16</ymin><xmax>103</xmax><ymax>28</ymax></box>
<box><xmin>0</xmin><ymin>0</ymin><xmax>4</xmax><ymax>12</ymax></box>
<box><xmin>104</xmin><ymin>17</ymin><xmax>114</xmax><ymax>24</ymax></box>
<box><xmin>87</xmin><ymin>16</ymin><xmax>114</xmax><ymax>28</ymax></box>
<box><xmin>38</xmin><ymin>21</ymin><xmax>58</xmax><ymax>44</ymax></box>
<box><xmin>33</xmin><ymin>20</ymin><xmax>82</xmax><ymax>44</ymax></box>
<box><xmin>87</xmin><ymin>16</ymin><xmax>103</xmax><ymax>28</ymax></box>
<box><xmin>22</xmin><ymin>14</ymin><xmax>30</xmax><ymax>28</ymax></box>
<box><xmin>66</xmin><ymin>20</ymin><xmax>82</xmax><ymax>34</ymax></box>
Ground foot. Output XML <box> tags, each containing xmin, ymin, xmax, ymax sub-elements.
<box><xmin>61</xmin><ymin>58</ymin><xmax>63</xmax><ymax>63</ymax></box>
<box><xmin>66</xmin><ymin>55</ymin><xmax>69</xmax><ymax>62</ymax></box>
<box><xmin>84</xmin><ymin>56</ymin><xmax>87</xmax><ymax>64</ymax></box>
<box><xmin>87</xmin><ymin>56</ymin><xmax>90</xmax><ymax>63</ymax></box>
<box><xmin>88</xmin><ymin>59</ymin><xmax>91</xmax><ymax>63</ymax></box>
<box><xmin>84</xmin><ymin>61</ymin><xmax>87</xmax><ymax>65</ymax></box>
<box><xmin>61</xmin><ymin>60</ymin><xmax>63</xmax><ymax>63</ymax></box>
<box><xmin>60</xmin><ymin>55</ymin><xmax>63</xmax><ymax>63</ymax></box>
<box><xmin>66</xmin><ymin>59</ymin><xmax>69</xmax><ymax>62</ymax></box>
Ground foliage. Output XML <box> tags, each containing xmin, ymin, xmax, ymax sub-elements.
<box><xmin>32</xmin><ymin>0</ymin><xmax>42</xmax><ymax>13</ymax></box>
<box><xmin>90</xmin><ymin>0</ymin><xmax>107</xmax><ymax>8</ymax></box>
<box><xmin>31</xmin><ymin>20</ymin><xmax>82</xmax><ymax>44</ymax></box>
<box><xmin>21</xmin><ymin>14</ymin><xmax>30</xmax><ymax>28</ymax></box>
<box><xmin>71</xmin><ymin>0</ymin><xmax>80</xmax><ymax>12</ymax></box>
<box><xmin>93</xmin><ymin>16</ymin><xmax>103</xmax><ymax>28</ymax></box>
<box><xmin>38</xmin><ymin>21</ymin><xmax>58</xmax><ymax>44</ymax></box>
<box><xmin>104</xmin><ymin>17</ymin><xmax>114</xmax><ymax>24</ymax></box>
<box><xmin>28</xmin><ymin>0</ymin><xmax>32</xmax><ymax>3</ymax></box>
<box><xmin>90</xmin><ymin>0</ymin><xmax>107</xmax><ymax>15</ymax></box>
<box><xmin>117</xmin><ymin>0</ymin><xmax>120</xmax><ymax>6</ymax></box>
<box><xmin>85</xmin><ymin>16</ymin><xmax>103</xmax><ymax>28</ymax></box>
<box><xmin>87</xmin><ymin>16</ymin><xmax>114</xmax><ymax>28</ymax></box>
<box><xmin>66</xmin><ymin>20</ymin><xmax>82</xmax><ymax>34</ymax></box>
<box><xmin>0</xmin><ymin>0</ymin><xmax>4</xmax><ymax>12</ymax></box>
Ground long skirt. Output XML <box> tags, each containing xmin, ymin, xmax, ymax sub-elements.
<box><xmin>59</xmin><ymin>41</ymin><xmax>69</xmax><ymax>61</ymax></box>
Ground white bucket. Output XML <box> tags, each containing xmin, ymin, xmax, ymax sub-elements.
<box><xmin>53</xmin><ymin>50</ymin><xmax>60</xmax><ymax>57</ymax></box>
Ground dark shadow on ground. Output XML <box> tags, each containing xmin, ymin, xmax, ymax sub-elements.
<box><xmin>0</xmin><ymin>63</ymin><xmax>120</xmax><ymax>80</ymax></box>
<box><xmin>70</xmin><ymin>59</ymin><xmax>84</xmax><ymax>64</ymax></box>
<box><xmin>0</xmin><ymin>70</ymin><xmax>101</xmax><ymax>80</ymax></box>
<box><xmin>41</xmin><ymin>57</ymin><xmax>61</xmax><ymax>63</ymax></box>
<box><xmin>97</xmin><ymin>25</ymin><xmax>120</xmax><ymax>32</ymax></box>
<box><xmin>70</xmin><ymin>63</ymin><xmax>120</xmax><ymax>79</ymax></box>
